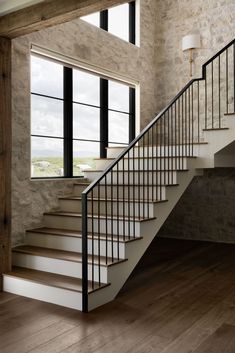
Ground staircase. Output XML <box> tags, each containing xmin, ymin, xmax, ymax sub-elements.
<box><xmin>3</xmin><ymin>39</ymin><xmax>235</xmax><ymax>312</ymax></box>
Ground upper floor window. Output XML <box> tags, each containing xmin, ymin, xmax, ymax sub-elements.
<box><xmin>81</xmin><ymin>1</ymin><xmax>136</xmax><ymax>44</ymax></box>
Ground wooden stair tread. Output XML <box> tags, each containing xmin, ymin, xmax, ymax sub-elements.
<box><xmin>5</xmin><ymin>266</ymin><xmax>108</xmax><ymax>293</ymax></box>
<box><xmin>26</xmin><ymin>227</ymin><xmax>142</xmax><ymax>243</ymax></box>
<box><xmin>12</xmin><ymin>245</ymin><xmax>126</xmax><ymax>266</ymax></box>
<box><xmin>44</xmin><ymin>211</ymin><xmax>156</xmax><ymax>222</ymax></box>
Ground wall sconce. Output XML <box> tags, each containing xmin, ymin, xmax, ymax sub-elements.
<box><xmin>182</xmin><ymin>34</ymin><xmax>201</xmax><ymax>77</ymax></box>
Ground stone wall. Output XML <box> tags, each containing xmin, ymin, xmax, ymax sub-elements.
<box><xmin>11</xmin><ymin>0</ymin><xmax>158</xmax><ymax>246</ymax></box>
<box><xmin>154</xmin><ymin>0</ymin><xmax>235</xmax><ymax>244</ymax></box>
<box><xmin>159</xmin><ymin>168</ymin><xmax>235</xmax><ymax>243</ymax></box>
<box><xmin>155</xmin><ymin>0</ymin><xmax>235</xmax><ymax>112</ymax></box>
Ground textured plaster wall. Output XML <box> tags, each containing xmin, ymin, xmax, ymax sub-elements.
<box><xmin>155</xmin><ymin>0</ymin><xmax>235</xmax><ymax>244</ymax></box>
<box><xmin>11</xmin><ymin>0</ymin><xmax>158</xmax><ymax>245</ymax></box>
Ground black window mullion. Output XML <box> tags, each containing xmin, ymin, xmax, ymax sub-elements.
<box><xmin>63</xmin><ymin>67</ymin><xmax>73</xmax><ymax>177</ymax></box>
<box><xmin>100</xmin><ymin>78</ymin><xmax>109</xmax><ymax>158</ymax></box>
<box><xmin>129</xmin><ymin>1</ymin><xmax>136</xmax><ymax>45</ymax></box>
<box><xmin>129</xmin><ymin>87</ymin><xmax>136</xmax><ymax>142</ymax></box>
<box><xmin>100</xmin><ymin>10</ymin><xmax>108</xmax><ymax>31</ymax></box>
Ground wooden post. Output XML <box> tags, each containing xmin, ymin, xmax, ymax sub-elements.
<box><xmin>0</xmin><ymin>37</ymin><xmax>11</xmax><ymax>290</ymax></box>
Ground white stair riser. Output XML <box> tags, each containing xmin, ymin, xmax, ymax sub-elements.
<box><xmin>84</xmin><ymin>171</ymin><xmax>178</xmax><ymax>185</ymax></box>
<box><xmin>25</xmin><ymin>232</ymin><xmax>126</xmax><ymax>258</ymax></box>
<box><xmin>59</xmin><ymin>199</ymin><xmax>155</xmax><ymax>217</ymax></box>
<box><xmin>12</xmin><ymin>253</ymin><xmax>109</xmax><ymax>283</ymax></box>
<box><xmin>96</xmin><ymin>158</ymin><xmax>188</xmax><ymax>171</ymax></box>
<box><xmin>73</xmin><ymin>184</ymin><xmax>166</xmax><ymax>200</ymax></box>
<box><xmin>107</xmin><ymin>146</ymin><xmax>197</xmax><ymax>158</ymax></box>
<box><xmin>3</xmin><ymin>275</ymin><xmax>83</xmax><ymax>310</ymax></box>
<box><xmin>43</xmin><ymin>214</ymin><xmax>142</xmax><ymax>237</ymax></box>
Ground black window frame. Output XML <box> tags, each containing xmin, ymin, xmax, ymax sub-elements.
<box><xmin>31</xmin><ymin>59</ymin><xmax>136</xmax><ymax>179</ymax></box>
<box><xmin>100</xmin><ymin>1</ymin><xmax>136</xmax><ymax>45</ymax></box>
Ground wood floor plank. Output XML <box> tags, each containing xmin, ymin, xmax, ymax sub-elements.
<box><xmin>193</xmin><ymin>324</ymin><xmax>235</xmax><ymax>353</ymax></box>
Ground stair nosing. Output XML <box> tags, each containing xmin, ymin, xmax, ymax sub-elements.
<box><xmin>26</xmin><ymin>227</ymin><xmax>143</xmax><ymax>243</ymax></box>
<box><xmin>4</xmin><ymin>267</ymin><xmax>110</xmax><ymax>293</ymax></box>
<box><xmin>59</xmin><ymin>196</ymin><xmax>168</xmax><ymax>204</ymax></box>
<box><xmin>43</xmin><ymin>211</ymin><xmax>156</xmax><ymax>222</ymax></box>
<box><xmin>12</xmin><ymin>245</ymin><xmax>128</xmax><ymax>267</ymax></box>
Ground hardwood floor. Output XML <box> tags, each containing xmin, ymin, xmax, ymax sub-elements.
<box><xmin>1</xmin><ymin>237</ymin><xmax>235</xmax><ymax>353</ymax></box>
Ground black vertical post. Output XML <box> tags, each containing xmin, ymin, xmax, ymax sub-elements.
<box><xmin>63</xmin><ymin>67</ymin><xmax>73</xmax><ymax>177</ymax></box>
<box><xmin>100</xmin><ymin>78</ymin><xmax>108</xmax><ymax>158</ymax></box>
<box><xmin>82</xmin><ymin>193</ymin><xmax>88</xmax><ymax>312</ymax></box>
<box><xmin>129</xmin><ymin>1</ymin><xmax>136</xmax><ymax>45</ymax></box>
<box><xmin>100</xmin><ymin>10</ymin><xmax>108</xmax><ymax>31</ymax></box>
<box><xmin>129</xmin><ymin>87</ymin><xmax>136</xmax><ymax>142</ymax></box>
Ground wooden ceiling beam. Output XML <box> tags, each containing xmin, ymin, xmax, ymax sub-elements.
<box><xmin>0</xmin><ymin>0</ymin><xmax>129</xmax><ymax>39</ymax></box>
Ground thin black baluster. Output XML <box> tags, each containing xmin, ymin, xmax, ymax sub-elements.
<box><xmin>205</xmin><ymin>70</ymin><xmax>207</xmax><ymax>129</ymax></box>
<box><xmin>188</xmin><ymin>87</ymin><xmax>191</xmax><ymax>156</ymax></box>
<box><xmin>234</xmin><ymin>43</ymin><xmax>235</xmax><ymax>113</ymax></box>
<box><xmin>143</xmin><ymin>135</ymin><xmax>146</xmax><ymax>219</ymax></box>
<box><xmin>98</xmin><ymin>183</ymin><xmax>101</xmax><ymax>286</ymax></box>
<box><xmin>159</xmin><ymin>119</ymin><xmax>162</xmax><ymax>200</ymax></box>
<box><xmin>152</xmin><ymin>125</ymin><xmax>154</xmax><ymax>202</ymax></box>
<box><xmin>105</xmin><ymin>176</ymin><xmax>108</xmax><ymax>265</ymax></box>
<box><xmin>192</xmin><ymin>83</ymin><xmax>194</xmax><ymax>156</ymax></box>
<box><xmin>122</xmin><ymin>157</ymin><xmax>125</xmax><ymax>241</ymax></box>
<box><xmin>132</xmin><ymin>148</ymin><xmax>136</xmax><ymax>238</ymax></box>
<box><xmin>147</xmin><ymin>131</ymin><xmax>150</xmax><ymax>218</ymax></box>
<box><xmin>174</xmin><ymin>103</ymin><xmax>177</xmax><ymax>171</ymax></box>
<box><xmin>226</xmin><ymin>49</ymin><xmax>228</xmax><ymax>114</ymax></box>
<box><xmin>116</xmin><ymin>162</ymin><xmax>120</xmax><ymax>258</ymax></box>
<box><xmin>111</xmin><ymin>170</ymin><xmax>114</xmax><ymax>261</ymax></box>
<box><xmin>178</xmin><ymin>99</ymin><xmax>181</xmax><ymax>170</ymax></box>
<box><xmin>218</xmin><ymin>55</ymin><xmax>221</xmax><ymax>128</ymax></box>
<box><xmin>91</xmin><ymin>190</ymin><xmax>94</xmax><ymax>289</ymax></box>
<box><xmin>163</xmin><ymin>114</ymin><xmax>166</xmax><ymax>186</ymax></box>
<box><xmin>198</xmin><ymin>81</ymin><xmax>200</xmax><ymax>142</ymax></box>
<box><xmin>128</xmin><ymin>151</ymin><xmax>131</xmax><ymax>239</ymax></box>
<box><xmin>171</xmin><ymin>105</ymin><xmax>173</xmax><ymax>182</ymax></box>
<box><xmin>138</xmin><ymin>141</ymin><xmax>140</xmax><ymax>218</ymax></box>
<box><xmin>212</xmin><ymin>61</ymin><xmax>214</xmax><ymax>129</ymax></box>
<box><xmin>167</xmin><ymin>110</ymin><xmax>170</xmax><ymax>185</ymax></box>
<box><xmin>181</xmin><ymin>94</ymin><xmax>184</xmax><ymax>167</ymax></box>
<box><xmin>185</xmin><ymin>90</ymin><xmax>187</xmax><ymax>156</ymax></box>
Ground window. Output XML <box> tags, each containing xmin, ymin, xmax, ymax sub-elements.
<box><xmin>81</xmin><ymin>1</ymin><xmax>136</xmax><ymax>44</ymax></box>
<box><xmin>31</xmin><ymin>55</ymin><xmax>135</xmax><ymax>178</ymax></box>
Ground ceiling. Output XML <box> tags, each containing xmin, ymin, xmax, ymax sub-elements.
<box><xmin>0</xmin><ymin>0</ymin><xmax>45</xmax><ymax>16</ymax></box>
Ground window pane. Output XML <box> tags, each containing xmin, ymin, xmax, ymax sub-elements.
<box><xmin>109</xmin><ymin>111</ymin><xmax>129</xmax><ymax>144</ymax></box>
<box><xmin>73</xmin><ymin>69</ymin><xmax>100</xmax><ymax>106</ymax></box>
<box><xmin>109</xmin><ymin>80</ymin><xmax>129</xmax><ymax>112</ymax></box>
<box><xmin>73</xmin><ymin>104</ymin><xmax>100</xmax><ymax>140</ymax></box>
<box><xmin>81</xmin><ymin>13</ymin><xmax>100</xmax><ymax>27</ymax></box>
<box><xmin>31</xmin><ymin>137</ymin><xmax>64</xmax><ymax>178</ymax></box>
<box><xmin>73</xmin><ymin>140</ymin><xmax>100</xmax><ymax>176</ymax></box>
<box><xmin>31</xmin><ymin>95</ymin><xmax>63</xmax><ymax>137</ymax></box>
<box><xmin>108</xmin><ymin>4</ymin><xmax>129</xmax><ymax>42</ymax></box>
<box><xmin>31</xmin><ymin>55</ymin><xmax>63</xmax><ymax>98</ymax></box>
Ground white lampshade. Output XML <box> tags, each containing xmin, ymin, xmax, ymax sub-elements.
<box><xmin>182</xmin><ymin>34</ymin><xmax>201</xmax><ymax>51</ymax></box>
